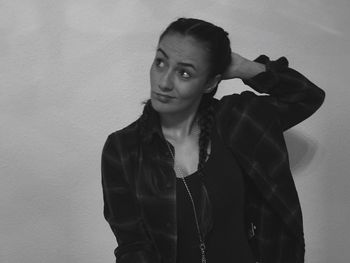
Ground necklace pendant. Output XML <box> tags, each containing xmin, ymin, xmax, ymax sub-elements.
<box><xmin>200</xmin><ymin>243</ymin><xmax>206</xmax><ymax>263</ymax></box>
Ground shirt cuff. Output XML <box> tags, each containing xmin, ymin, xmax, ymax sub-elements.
<box><xmin>242</xmin><ymin>55</ymin><xmax>289</xmax><ymax>94</ymax></box>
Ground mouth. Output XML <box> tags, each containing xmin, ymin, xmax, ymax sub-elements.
<box><xmin>154</xmin><ymin>92</ymin><xmax>175</xmax><ymax>99</ymax></box>
<box><xmin>153</xmin><ymin>92</ymin><xmax>175</xmax><ymax>99</ymax></box>
<box><xmin>152</xmin><ymin>92</ymin><xmax>175</xmax><ymax>102</ymax></box>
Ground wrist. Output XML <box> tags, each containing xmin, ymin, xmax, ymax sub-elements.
<box><xmin>232</xmin><ymin>57</ymin><xmax>253</xmax><ymax>79</ymax></box>
<box><xmin>222</xmin><ymin>53</ymin><xmax>247</xmax><ymax>79</ymax></box>
<box><xmin>238</xmin><ymin>60</ymin><xmax>266</xmax><ymax>80</ymax></box>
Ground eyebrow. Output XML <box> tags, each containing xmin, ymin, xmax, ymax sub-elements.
<box><xmin>157</xmin><ymin>48</ymin><xmax>197</xmax><ymax>71</ymax></box>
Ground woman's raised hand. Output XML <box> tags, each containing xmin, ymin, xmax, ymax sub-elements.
<box><xmin>222</xmin><ymin>52</ymin><xmax>266</xmax><ymax>80</ymax></box>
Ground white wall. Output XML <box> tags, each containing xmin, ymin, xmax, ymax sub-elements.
<box><xmin>1</xmin><ymin>0</ymin><xmax>349</xmax><ymax>262</ymax></box>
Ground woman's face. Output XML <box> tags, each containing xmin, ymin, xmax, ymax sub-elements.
<box><xmin>150</xmin><ymin>33</ymin><xmax>217</xmax><ymax>116</ymax></box>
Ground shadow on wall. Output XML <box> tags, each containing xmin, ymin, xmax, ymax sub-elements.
<box><xmin>285</xmin><ymin>130</ymin><xmax>318</xmax><ymax>176</ymax></box>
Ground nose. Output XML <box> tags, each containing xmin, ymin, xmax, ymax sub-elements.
<box><xmin>158</xmin><ymin>70</ymin><xmax>173</xmax><ymax>91</ymax></box>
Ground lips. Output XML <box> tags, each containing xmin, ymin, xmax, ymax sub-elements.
<box><xmin>155</xmin><ymin>92</ymin><xmax>174</xmax><ymax>99</ymax></box>
<box><xmin>153</xmin><ymin>92</ymin><xmax>175</xmax><ymax>103</ymax></box>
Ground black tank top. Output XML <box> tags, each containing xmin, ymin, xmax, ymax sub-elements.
<box><xmin>176</xmin><ymin>128</ymin><xmax>255</xmax><ymax>263</ymax></box>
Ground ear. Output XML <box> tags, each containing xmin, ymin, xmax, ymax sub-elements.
<box><xmin>203</xmin><ymin>74</ymin><xmax>222</xmax><ymax>94</ymax></box>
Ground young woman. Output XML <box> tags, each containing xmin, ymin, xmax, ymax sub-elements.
<box><xmin>101</xmin><ymin>18</ymin><xmax>325</xmax><ymax>263</ymax></box>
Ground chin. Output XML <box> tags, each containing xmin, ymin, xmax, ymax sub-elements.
<box><xmin>150</xmin><ymin>98</ymin><xmax>175</xmax><ymax>114</ymax></box>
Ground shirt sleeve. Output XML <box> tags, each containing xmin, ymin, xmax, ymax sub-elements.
<box><xmin>101</xmin><ymin>134</ymin><xmax>161</xmax><ymax>263</ymax></box>
<box><xmin>241</xmin><ymin>55</ymin><xmax>326</xmax><ymax>131</ymax></box>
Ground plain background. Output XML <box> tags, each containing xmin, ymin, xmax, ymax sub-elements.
<box><xmin>1</xmin><ymin>0</ymin><xmax>349</xmax><ymax>262</ymax></box>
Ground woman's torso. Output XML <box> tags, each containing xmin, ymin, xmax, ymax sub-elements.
<box><xmin>176</xmin><ymin>127</ymin><xmax>255</xmax><ymax>263</ymax></box>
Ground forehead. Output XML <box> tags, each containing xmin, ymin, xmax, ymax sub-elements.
<box><xmin>157</xmin><ymin>33</ymin><xmax>210</xmax><ymax>69</ymax></box>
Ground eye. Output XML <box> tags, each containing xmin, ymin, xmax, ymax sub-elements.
<box><xmin>154</xmin><ymin>58</ymin><xmax>165</xmax><ymax>68</ymax></box>
<box><xmin>179</xmin><ymin>69</ymin><xmax>191</xmax><ymax>79</ymax></box>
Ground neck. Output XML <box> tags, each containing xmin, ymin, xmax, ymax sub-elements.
<box><xmin>160</xmin><ymin>106</ymin><xmax>200</xmax><ymax>141</ymax></box>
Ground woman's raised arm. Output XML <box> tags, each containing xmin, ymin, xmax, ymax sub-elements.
<box><xmin>223</xmin><ymin>53</ymin><xmax>326</xmax><ymax>131</ymax></box>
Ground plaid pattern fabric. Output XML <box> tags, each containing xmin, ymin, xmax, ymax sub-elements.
<box><xmin>101</xmin><ymin>55</ymin><xmax>326</xmax><ymax>263</ymax></box>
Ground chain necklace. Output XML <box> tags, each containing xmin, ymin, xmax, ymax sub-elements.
<box><xmin>165</xmin><ymin>123</ymin><xmax>207</xmax><ymax>263</ymax></box>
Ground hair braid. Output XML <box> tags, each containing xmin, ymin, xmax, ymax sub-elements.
<box><xmin>196</xmin><ymin>95</ymin><xmax>215</xmax><ymax>238</ymax></box>
<box><xmin>197</xmin><ymin>95</ymin><xmax>215</xmax><ymax>170</ymax></box>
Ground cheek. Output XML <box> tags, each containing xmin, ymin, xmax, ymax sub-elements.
<box><xmin>177</xmin><ymin>81</ymin><xmax>204</xmax><ymax>99</ymax></box>
<box><xmin>150</xmin><ymin>66</ymin><xmax>160</xmax><ymax>88</ymax></box>
<box><xmin>149</xmin><ymin>67</ymin><xmax>156</xmax><ymax>87</ymax></box>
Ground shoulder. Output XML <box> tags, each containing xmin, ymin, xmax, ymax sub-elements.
<box><xmin>110</xmin><ymin>119</ymin><xmax>140</xmax><ymax>139</ymax></box>
<box><xmin>212</xmin><ymin>91</ymin><xmax>281</xmax><ymax>148</ymax></box>
<box><xmin>103</xmin><ymin>119</ymin><xmax>141</xmax><ymax>156</ymax></box>
<box><xmin>214</xmin><ymin>90</ymin><xmax>277</xmax><ymax>123</ymax></box>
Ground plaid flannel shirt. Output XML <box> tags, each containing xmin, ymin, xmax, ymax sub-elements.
<box><xmin>101</xmin><ymin>55</ymin><xmax>326</xmax><ymax>263</ymax></box>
